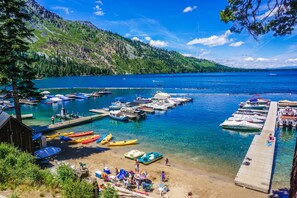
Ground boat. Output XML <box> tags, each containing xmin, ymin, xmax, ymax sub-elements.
<box><xmin>50</xmin><ymin>97</ymin><xmax>62</xmax><ymax>103</ymax></box>
<box><xmin>232</xmin><ymin>113</ymin><xmax>266</xmax><ymax>121</ymax></box>
<box><xmin>81</xmin><ymin>135</ymin><xmax>100</xmax><ymax>144</ymax></box>
<box><xmin>55</xmin><ymin>94</ymin><xmax>70</xmax><ymax>101</ymax></box>
<box><xmin>97</xmin><ymin>89</ymin><xmax>112</xmax><ymax>94</ymax></box>
<box><xmin>138</xmin><ymin>106</ymin><xmax>155</xmax><ymax>114</ymax></box>
<box><xmin>220</xmin><ymin>120</ymin><xmax>263</xmax><ymax>131</ymax></box>
<box><xmin>228</xmin><ymin>115</ymin><xmax>264</xmax><ymax>123</ymax></box>
<box><xmin>109</xmin><ymin>102</ymin><xmax>124</xmax><ymax>110</ymax></box>
<box><xmin>68</xmin><ymin>136</ymin><xmax>92</xmax><ymax>144</ymax></box>
<box><xmin>239</xmin><ymin>103</ymin><xmax>268</xmax><ymax>109</ymax></box>
<box><xmin>134</xmin><ymin>97</ymin><xmax>152</xmax><ymax>104</ymax></box>
<box><xmin>101</xmin><ymin>133</ymin><xmax>112</xmax><ymax>144</ymax></box>
<box><xmin>109</xmin><ymin>110</ymin><xmax>129</xmax><ymax>121</ymax></box>
<box><xmin>246</xmin><ymin>97</ymin><xmax>270</xmax><ymax>105</ymax></box>
<box><xmin>278</xmin><ymin>100</ymin><xmax>297</xmax><ymax>107</ymax></box>
<box><xmin>59</xmin><ymin>136</ymin><xmax>72</xmax><ymax>141</ymax></box>
<box><xmin>96</xmin><ymin>134</ymin><xmax>108</xmax><ymax>143</ymax></box>
<box><xmin>74</xmin><ymin>93</ymin><xmax>88</xmax><ymax>99</ymax></box>
<box><xmin>46</xmin><ymin>132</ymin><xmax>74</xmax><ymax>139</ymax></box>
<box><xmin>68</xmin><ymin>130</ymin><xmax>94</xmax><ymax>138</ymax></box>
<box><xmin>153</xmin><ymin>92</ymin><xmax>171</xmax><ymax>100</ymax></box>
<box><xmin>109</xmin><ymin>139</ymin><xmax>138</xmax><ymax>146</ymax></box>
<box><xmin>124</xmin><ymin>150</ymin><xmax>145</xmax><ymax>160</ymax></box>
<box><xmin>137</xmin><ymin>152</ymin><xmax>163</xmax><ymax>165</ymax></box>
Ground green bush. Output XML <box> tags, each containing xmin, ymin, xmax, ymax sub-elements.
<box><xmin>57</xmin><ymin>165</ymin><xmax>76</xmax><ymax>183</ymax></box>
<box><xmin>100</xmin><ymin>184</ymin><xmax>119</xmax><ymax>198</ymax></box>
<box><xmin>62</xmin><ymin>180</ymin><xmax>94</xmax><ymax>198</ymax></box>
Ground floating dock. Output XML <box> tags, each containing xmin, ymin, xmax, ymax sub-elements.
<box><xmin>235</xmin><ymin>102</ymin><xmax>278</xmax><ymax>193</ymax></box>
<box><xmin>34</xmin><ymin>114</ymin><xmax>108</xmax><ymax>133</ymax></box>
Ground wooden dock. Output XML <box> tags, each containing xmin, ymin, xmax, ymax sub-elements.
<box><xmin>235</xmin><ymin>102</ymin><xmax>278</xmax><ymax>193</ymax></box>
<box><xmin>89</xmin><ymin>109</ymin><xmax>110</xmax><ymax>116</ymax></box>
<box><xmin>34</xmin><ymin>114</ymin><xmax>108</xmax><ymax>133</ymax></box>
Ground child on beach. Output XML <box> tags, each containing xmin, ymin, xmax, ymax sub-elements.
<box><xmin>165</xmin><ymin>158</ymin><xmax>169</xmax><ymax>166</ymax></box>
<box><xmin>135</xmin><ymin>160</ymin><xmax>139</xmax><ymax>173</ymax></box>
<box><xmin>161</xmin><ymin>171</ymin><xmax>165</xmax><ymax>182</ymax></box>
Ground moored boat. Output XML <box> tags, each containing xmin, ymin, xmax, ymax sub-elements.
<box><xmin>109</xmin><ymin>110</ymin><xmax>129</xmax><ymax>121</ymax></box>
<box><xmin>137</xmin><ymin>152</ymin><xmax>163</xmax><ymax>165</ymax></box>
<box><xmin>101</xmin><ymin>133</ymin><xmax>112</xmax><ymax>144</ymax></box>
<box><xmin>124</xmin><ymin>150</ymin><xmax>145</xmax><ymax>160</ymax></box>
<box><xmin>109</xmin><ymin>139</ymin><xmax>138</xmax><ymax>146</ymax></box>
<box><xmin>220</xmin><ymin>120</ymin><xmax>263</xmax><ymax>131</ymax></box>
<box><xmin>81</xmin><ymin>135</ymin><xmax>100</xmax><ymax>144</ymax></box>
<box><xmin>45</xmin><ymin>132</ymin><xmax>74</xmax><ymax>139</ymax></box>
<box><xmin>68</xmin><ymin>130</ymin><xmax>94</xmax><ymax>138</ymax></box>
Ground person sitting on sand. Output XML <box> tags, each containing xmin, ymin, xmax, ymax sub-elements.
<box><xmin>161</xmin><ymin>171</ymin><xmax>165</xmax><ymax>182</ymax></box>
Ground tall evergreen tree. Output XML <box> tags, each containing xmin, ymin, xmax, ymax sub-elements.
<box><xmin>0</xmin><ymin>0</ymin><xmax>38</xmax><ymax>122</ymax></box>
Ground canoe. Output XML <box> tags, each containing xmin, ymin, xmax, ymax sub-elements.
<box><xmin>109</xmin><ymin>139</ymin><xmax>138</xmax><ymax>146</ymax></box>
<box><xmin>68</xmin><ymin>131</ymin><xmax>94</xmax><ymax>138</ymax></box>
<box><xmin>124</xmin><ymin>150</ymin><xmax>145</xmax><ymax>160</ymax></box>
<box><xmin>137</xmin><ymin>152</ymin><xmax>163</xmax><ymax>165</ymax></box>
<box><xmin>101</xmin><ymin>133</ymin><xmax>112</xmax><ymax>145</ymax></box>
<box><xmin>59</xmin><ymin>136</ymin><xmax>72</xmax><ymax>141</ymax></box>
<box><xmin>81</xmin><ymin>135</ymin><xmax>100</xmax><ymax>144</ymax></box>
<box><xmin>46</xmin><ymin>132</ymin><xmax>74</xmax><ymax>139</ymax></box>
<box><xmin>96</xmin><ymin>134</ymin><xmax>108</xmax><ymax>143</ymax></box>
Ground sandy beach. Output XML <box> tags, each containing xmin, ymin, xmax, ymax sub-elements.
<box><xmin>46</xmin><ymin>139</ymin><xmax>267</xmax><ymax>198</ymax></box>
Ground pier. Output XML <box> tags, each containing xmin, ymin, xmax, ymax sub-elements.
<box><xmin>235</xmin><ymin>102</ymin><xmax>278</xmax><ymax>193</ymax></box>
<box><xmin>89</xmin><ymin>109</ymin><xmax>110</xmax><ymax>116</ymax></box>
<box><xmin>34</xmin><ymin>114</ymin><xmax>108</xmax><ymax>133</ymax></box>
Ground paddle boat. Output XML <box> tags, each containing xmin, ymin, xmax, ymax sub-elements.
<box><xmin>96</xmin><ymin>134</ymin><xmax>108</xmax><ymax>143</ymax></box>
<box><xmin>68</xmin><ymin>130</ymin><xmax>94</xmax><ymax>138</ymax></box>
<box><xmin>220</xmin><ymin>120</ymin><xmax>263</xmax><ymax>131</ymax></box>
<box><xmin>124</xmin><ymin>150</ymin><xmax>145</xmax><ymax>160</ymax></box>
<box><xmin>46</xmin><ymin>132</ymin><xmax>74</xmax><ymax>139</ymax></box>
<box><xmin>101</xmin><ymin>133</ymin><xmax>112</xmax><ymax>144</ymax></box>
<box><xmin>109</xmin><ymin>110</ymin><xmax>129</xmax><ymax>121</ymax></box>
<box><xmin>109</xmin><ymin>139</ymin><xmax>138</xmax><ymax>146</ymax></box>
<box><xmin>81</xmin><ymin>135</ymin><xmax>100</xmax><ymax>144</ymax></box>
<box><xmin>137</xmin><ymin>152</ymin><xmax>163</xmax><ymax>165</ymax></box>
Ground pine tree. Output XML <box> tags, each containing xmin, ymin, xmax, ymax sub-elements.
<box><xmin>0</xmin><ymin>0</ymin><xmax>38</xmax><ymax>122</ymax></box>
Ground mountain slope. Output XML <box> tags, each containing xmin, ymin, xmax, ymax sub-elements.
<box><xmin>26</xmin><ymin>0</ymin><xmax>240</xmax><ymax>77</ymax></box>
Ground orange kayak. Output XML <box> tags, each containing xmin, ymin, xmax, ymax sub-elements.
<box><xmin>68</xmin><ymin>131</ymin><xmax>94</xmax><ymax>138</ymax></box>
<box><xmin>81</xmin><ymin>135</ymin><xmax>100</xmax><ymax>144</ymax></box>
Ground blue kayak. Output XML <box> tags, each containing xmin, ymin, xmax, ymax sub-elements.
<box><xmin>96</xmin><ymin>134</ymin><xmax>108</xmax><ymax>143</ymax></box>
<box><xmin>59</xmin><ymin>135</ymin><xmax>72</xmax><ymax>142</ymax></box>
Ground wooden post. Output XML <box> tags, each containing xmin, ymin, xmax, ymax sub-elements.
<box><xmin>290</xmin><ymin>138</ymin><xmax>297</xmax><ymax>198</ymax></box>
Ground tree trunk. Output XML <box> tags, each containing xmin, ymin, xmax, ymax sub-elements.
<box><xmin>290</xmin><ymin>138</ymin><xmax>297</xmax><ymax>198</ymax></box>
<box><xmin>12</xmin><ymin>78</ymin><xmax>22</xmax><ymax>122</ymax></box>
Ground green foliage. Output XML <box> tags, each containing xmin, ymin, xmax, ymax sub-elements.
<box><xmin>221</xmin><ymin>0</ymin><xmax>297</xmax><ymax>38</ymax></box>
<box><xmin>62</xmin><ymin>180</ymin><xmax>94</xmax><ymax>198</ymax></box>
<box><xmin>57</xmin><ymin>165</ymin><xmax>76</xmax><ymax>183</ymax></box>
<box><xmin>100</xmin><ymin>184</ymin><xmax>119</xmax><ymax>198</ymax></box>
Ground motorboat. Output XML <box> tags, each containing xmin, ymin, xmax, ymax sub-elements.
<box><xmin>220</xmin><ymin>120</ymin><xmax>263</xmax><ymax>131</ymax></box>
<box><xmin>232</xmin><ymin>113</ymin><xmax>267</xmax><ymax>121</ymax></box>
<box><xmin>228</xmin><ymin>116</ymin><xmax>264</xmax><ymax>123</ymax></box>
<box><xmin>109</xmin><ymin>110</ymin><xmax>129</xmax><ymax>121</ymax></box>
<box><xmin>55</xmin><ymin>94</ymin><xmax>70</xmax><ymax>101</ymax></box>
<box><xmin>239</xmin><ymin>103</ymin><xmax>268</xmax><ymax>109</ymax></box>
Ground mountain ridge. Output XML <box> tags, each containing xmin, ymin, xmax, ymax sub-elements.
<box><xmin>25</xmin><ymin>0</ymin><xmax>242</xmax><ymax>77</ymax></box>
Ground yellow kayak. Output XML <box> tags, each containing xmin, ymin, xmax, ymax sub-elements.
<box><xmin>109</xmin><ymin>139</ymin><xmax>138</xmax><ymax>146</ymax></box>
<box><xmin>101</xmin><ymin>133</ymin><xmax>112</xmax><ymax>145</ymax></box>
<box><xmin>46</xmin><ymin>132</ymin><xmax>74</xmax><ymax>139</ymax></box>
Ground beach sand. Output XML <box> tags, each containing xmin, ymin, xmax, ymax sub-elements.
<box><xmin>47</xmin><ymin>139</ymin><xmax>267</xmax><ymax>198</ymax></box>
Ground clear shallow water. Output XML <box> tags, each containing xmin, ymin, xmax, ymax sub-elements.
<box><xmin>8</xmin><ymin>70</ymin><xmax>297</xmax><ymax>188</ymax></box>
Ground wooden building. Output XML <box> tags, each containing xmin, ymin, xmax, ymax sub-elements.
<box><xmin>0</xmin><ymin>111</ymin><xmax>33</xmax><ymax>153</ymax></box>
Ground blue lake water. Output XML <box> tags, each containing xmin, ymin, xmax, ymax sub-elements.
<box><xmin>8</xmin><ymin>70</ymin><xmax>297</xmax><ymax>188</ymax></box>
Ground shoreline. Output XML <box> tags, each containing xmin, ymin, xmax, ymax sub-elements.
<box><xmin>47</xmin><ymin>139</ymin><xmax>266</xmax><ymax>198</ymax></box>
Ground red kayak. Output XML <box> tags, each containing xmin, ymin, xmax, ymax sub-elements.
<box><xmin>81</xmin><ymin>135</ymin><xmax>100</xmax><ymax>144</ymax></box>
<box><xmin>68</xmin><ymin>131</ymin><xmax>94</xmax><ymax>138</ymax></box>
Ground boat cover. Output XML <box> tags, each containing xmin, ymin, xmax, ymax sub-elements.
<box><xmin>34</xmin><ymin>146</ymin><xmax>61</xmax><ymax>159</ymax></box>
<box><xmin>32</xmin><ymin>133</ymin><xmax>42</xmax><ymax>141</ymax></box>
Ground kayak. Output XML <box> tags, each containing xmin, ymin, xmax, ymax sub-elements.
<box><xmin>96</xmin><ymin>134</ymin><xmax>108</xmax><ymax>143</ymax></box>
<box><xmin>109</xmin><ymin>139</ymin><xmax>138</xmax><ymax>146</ymax></box>
<box><xmin>46</xmin><ymin>132</ymin><xmax>74</xmax><ymax>139</ymax></box>
<box><xmin>81</xmin><ymin>135</ymin><xmax>100</xmax><ymax>144</ymax></box>
<box><xmin>68</xmin><ymin>136</ymin><xmax>91</xmax><ymax>144</ymax></box>
<box><xmin>101</xmin><ymin>133</ymin><xmax>112</xmax><ymax>145</ymax></box>
<box><xmin>59</xmin><ymin>136</ymin><xmax>72</xmax><ymax>141</ymax></box>
<box><xmin>68</xmin><ymin>130</ymin><xmax>94</xmax><ymax>138</ymax></box>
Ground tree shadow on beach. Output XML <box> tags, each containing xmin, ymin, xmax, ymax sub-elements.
<box><xmin>46</xmin><ymin>139</ymin><xmax>110</xmax><ymax>161</ymax></box>
<box><xmin>269</xmin><ymin>188</ymin><xmax>289</xmax><ymax>198</ymax></box>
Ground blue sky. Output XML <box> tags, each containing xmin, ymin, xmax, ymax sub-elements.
<box><xmin>36</xmin><ymin>0</ymin><xmax>297</xmax><ymax>68</ymax></box>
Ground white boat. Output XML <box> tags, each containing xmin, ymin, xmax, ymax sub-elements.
<box><xmin>124</xmin><ymin>150</ymin><xmax>145</xmax><ymax>160</ymax></box>
<box><xmin>246</xmin><ymin>98</ymin><xmax>270</xmax><ymax>105</ymax></box>
<box><xmin>55</xmin><ymin>94</ymin><xmax>70</xmax><ymax>101</ymax></box>
<box><xmin>220</xmin><ymin>120</ymin><xmax>263</xmax><ymax>131</ymax></box>
<box><xmin>278</xmin><ymin>107</ymin><xmax>297</xmax><ymax>116</ymax></box>
<box><xmin>228</xmin><ymin>116</ymin><xmax>264</xmax><ymax>123</ymax></box>
<box><xmin>153</xmin><ymin>92</ymin><xmax>171</xmax><ymax>100</ymax></box>
<box><xmin>232</xmin><ymin>113</ymin><xmax>267</xmax><ymax>121</ymax></box>
<box><xmin>239</xmin><ymin>103</ymin><xmax>268</xmax><ymax>109</ymax></box>
<box><xmin>109</xmin><ymin>110</ymin><xmax>129</xmax><ymax>121</ymax></box>
<box><xmin>50</xmin><ymin>97</ymin><xmax>62</xmax><ymax>102</ymax></box>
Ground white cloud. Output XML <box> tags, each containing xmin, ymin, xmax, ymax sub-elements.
<box><xmin>149</xmin><ymin>40</ymin><xmax>168</xmax><ymax>48</ymax></box>
<box><xmin>287</xmin><ymin>58</ymin><xmax>297</xmax><ymax>62</ymax></box>
<box><xmin>187</xmin><ymin>30</ymin><xmax>232</xmax><ymax>47</ymax></box>
<box><xmin>95</xmin><ymin>0</ymin><xmax>103</xmax><ymax>5</ymax></box>
<box><xmin>131</xmin><ymin>37</ymin><xmax>141</xmax><ymax>41</ymax></box>
<box><xmin>94</xmin><ymin>5</ymin><xmax>104</xmax><ymax>16</ymax></box>
<box><xmin>145</xmin><ymin>36</ymin><xmax>152</xmax><ymax>41</ymax></box>
<box><xmin>229</xmin><ymin>41</ymin><xmax>244</xmax><ymax>47</ymax></box>
<box><xmin>183</xmin><ymin>6</ymin><xmax>197</xmax><ymax>13</ymax></box>
<box><xmin>244</xmin><ymin>57</ymin><xmax>254</xmax><ymax>61</ymax></box>
<box><xmin>51</xmin><ymin>6</ymin><xmax>73</xmax><ymax>14</ymax></box>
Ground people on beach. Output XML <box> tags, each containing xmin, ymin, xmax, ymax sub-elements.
<box><xmin>135</xmin><ymin>159</ymin><xmax>139</xmax><ymax>173</ymax></box>
<box><xmin>165</xmin><ymin>158</ymin><xmax>169</xmax><ymax>166</ymax></box>
<box><xmin>115</xmin><ymin>167</ymin><xmax>119</xmax><ymax>176</ymax></box>
<box><xmin>51</xmin><ymin>115</ymin><xmax>55</xmax><ymax>124</ymax></box>
<box><xmin>161</xmin><ymin>171</ymin><xmax>165</xmax><ymax>182</ymax></box>
<box><xmin>188</xmin><ymin>192</ymin><xmax>193</xmax><ymax>198</ymax></box>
